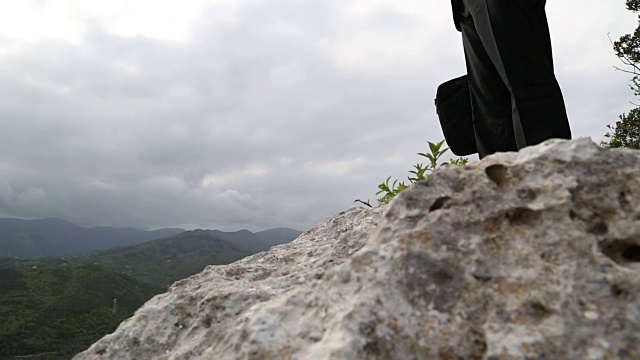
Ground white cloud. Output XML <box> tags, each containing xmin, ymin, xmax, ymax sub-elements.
<box><xmin>0</xmin><ymin>1</ymin><xmax>84</xmax><ymax>43</ymax></box>
<box><xmin>303</xmin><ymin>158</ymin><xmax>367</xmax><ymax>178</ymax></box>
<box><xmin>201</xmin><ymin>164</ymin><xmax>269</xmax><ymax>189</ymax></box>
<box><xmin>0</xmin><ymin>0</ymin><xmax>204</xmax><ymax>45</ymax></box>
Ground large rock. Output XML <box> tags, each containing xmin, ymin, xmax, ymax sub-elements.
<box><xmin>74</xmin><ymin>139</ymin><xmax>640</xmax><ymax>359</ymax></box>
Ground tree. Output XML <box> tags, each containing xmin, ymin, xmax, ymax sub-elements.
<box><xmin>602</xmin><ymin>0</ymin><xmax>640</xmax><ymax>149</ymax></box>
<box><xmin>603</xmin><ymin>108</ymin><xmax>640</xmax><ymax>148</ymax></box>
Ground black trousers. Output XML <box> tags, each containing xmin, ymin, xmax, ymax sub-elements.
<box><xmin>458</xmin><ymin>0</ymin><xmax>571</xmax><ymax>158</ymax></box>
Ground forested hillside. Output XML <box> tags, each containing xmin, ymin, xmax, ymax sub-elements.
<box><xmin>77</xmin><ymin>231</ymin><xmax>254</xmax><ymax>287</ymax></box>
<box><xmin>0</xmin><ymin>262</ymin><xmax>163</xmax><ymax>359</ymax></box>
<box><xmin>0</xmin><ymin>224</ymin><xmax>301</xmax><ymax>358</ymax></box>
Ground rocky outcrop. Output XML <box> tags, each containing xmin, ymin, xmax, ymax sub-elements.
<box><xmin>74</xmin><ymin>138</ymin><xmax>640</xmax><ymax>360</ymax></box>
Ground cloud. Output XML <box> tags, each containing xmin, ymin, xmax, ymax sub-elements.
<box><xmin>0</xmin><ymin>0</ymin><xmax>636</xmax><ymax>231</ymax></box>
<box><xmin>15</xmin><ymin>187</ymin><xmax>47</xmax><ymax>207</ymax></box>
<box><xmin>0</xmin><ymin>179</ymin><xmax>14</xmax><ymax>206</ymax></box>
<box><xmin>303</xmin><ymin>158</ymin><xmax>367</xmax><ymax>178</ymax></box>
<box><xmin>0</xmin><ymin>179</ymin><xmax>50</xmax><ymax>217</ymax></box>
<box><xmin>201</xmin><ymin>164</ymin><xmax>269</xmax><ymax>189</ymax></box>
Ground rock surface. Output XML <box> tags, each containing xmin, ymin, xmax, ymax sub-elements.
<box><xmin>75</xmin><ymin>139</ymin><xmax>640</xmax><ymax>360</ymax></box>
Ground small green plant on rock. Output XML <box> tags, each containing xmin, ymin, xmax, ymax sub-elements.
<box><xmin>376</xmin><ymin>140</ymin><xmax>468</xmax><ymax>204</ymax></box>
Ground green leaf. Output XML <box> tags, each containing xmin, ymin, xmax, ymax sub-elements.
<box><xmin>375</xmin><ymin>139</ymin><xmax>468</xmax><ymax>204</ymax></box>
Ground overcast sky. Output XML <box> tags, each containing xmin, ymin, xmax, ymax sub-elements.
<box><xmin>0</xmin><ymin>0</ymin><xmax>636</xmax><ymax>231</ymax></box>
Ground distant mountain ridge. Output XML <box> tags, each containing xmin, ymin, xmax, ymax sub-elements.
<box><xmin>0</xmin><ymin>217</ymin><xmax>184</xmax><ymax>259</ymax></box>
<box><xmin>255</xmin><ymin>227</ymin><xmax>305</xmax><ymax>250</ymax></box>
<box><xmin>202</xmin><ymin>227</ymin><xmax>302</xmax><ymax>253</ymax></box>
<box><xmin>78</xmin><ymin>231</ymin><xmax>254</xmax><ymax>287</ymax></box>
<box><xmin>74</xmin><ymin>228</ymin><xmax>302</xmax><ymax>287</ymax></box>
<box><xmin>0</xmin><ymin>217</ymin><xmax>302</xmax><ymax>259</ymax></box>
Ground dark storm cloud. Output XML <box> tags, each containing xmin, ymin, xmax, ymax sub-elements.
<box><xmin>0</xmin><ymin>0</ymin><xmax>635</xmax><ymax>231</ymax></box>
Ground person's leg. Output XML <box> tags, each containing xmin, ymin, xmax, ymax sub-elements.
<box><xmin>459</xmin><ymin>3</ymin><xmax>517</xmax><ymax>157</ymax></box>
<box><xmin>464</xmin><ymin>0</ymin><xmax>571</xmax><ymax>151</ymax></box>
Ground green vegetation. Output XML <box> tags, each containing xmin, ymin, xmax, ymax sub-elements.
<box><xmin>76</xmin><ymin>231</ymin><xmax>253</xmax><ymax>287</ymax></box>
<box><xmin>376</xmin><ymin>140</ymin><xmax>468</xmax><ymax>204</ymax></box>
<box><xmin>0</xmin><ymin>231</ymin><xmax>255</xmax><ymax>358</ymax></box>
<box><xmin>602</xmin><ymin>108</ymin><xmax>640</xmax><ymax>149</ymax></box>
<box><xmin>0</xmin><ymin>262</ymin><xmax>163</xmax><ymax>359</ymax></box>
<box><xmin>602</xmin><ymin>0</ymin><xmax>640</xmax><ymax>149</ymax></box>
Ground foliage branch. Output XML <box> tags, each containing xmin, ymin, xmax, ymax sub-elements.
<box><xmin>376</xmin><ymin>140</ymin><xmax>468</xmax><ymax>204</ymax></box>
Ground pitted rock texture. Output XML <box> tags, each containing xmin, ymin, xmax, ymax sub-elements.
<box><xmin>75</xmin><ymin>139</ymin><xmax>640</xmax><ymax>360</ymax></box>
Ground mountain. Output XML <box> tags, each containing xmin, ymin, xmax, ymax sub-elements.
<box><xmin>0</xmin><ymin>260</ymin><xmax>163</xmax><ymax>359</ymax></box>
<box><xmin>0</xmin><ymin>217</ymin><xmax>302</xmax><ymax>260</ymax></box>
<box><xmin>74</xmin><ymin>227</ymin><xmax>302</xmax><ymax>287</ymax></box>
<box><xmin>0</xmin><ymin>218</ymin><xmax>184</xmax><ymax>259</ymax></box>
<box><xmin>205</xmin><ymin>227</ymin><xmax>302</xmax><ymax>253</ymax></box>
<box><xmin>76</xmin><ymin>230</ymin><xmax>254</xmax><ymax>287</ymax></box>
<box><xmin>255</xmin><ymin>227</ymin><xmax>303</xmax><ymax>249</ymax></box>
